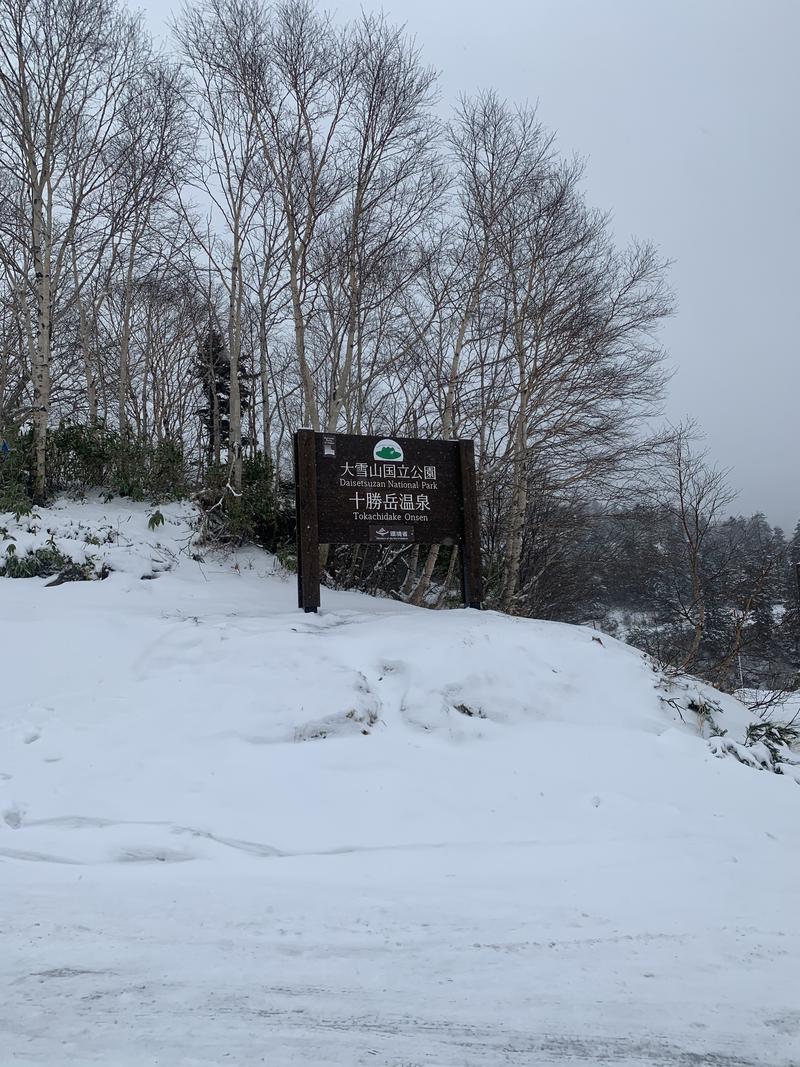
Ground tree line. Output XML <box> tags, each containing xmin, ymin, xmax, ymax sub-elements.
<box><xmin>0</xmin><ymin>0</ymin><xmax>796</xmax><ymax>688</ymax></box>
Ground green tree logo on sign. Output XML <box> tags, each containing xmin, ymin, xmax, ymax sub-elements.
<box><xmin>373</xmin><ymin>438</ymin><xmax>404</xmax><ymax>462</ymax></box>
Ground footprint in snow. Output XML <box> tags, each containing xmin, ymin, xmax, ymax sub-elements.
<box><xmin>3</xmin><ymin>808</ymin><xmax>23</xmax><ymax>829</ymax></box>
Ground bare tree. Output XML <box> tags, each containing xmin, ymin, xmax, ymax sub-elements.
<box><xmin>494</xmin><ymin>169</ymin><xmax>672</xmax><ymax>612</ymax></box>
<box><xmin>207</xmin><ymin>0</ymin><xmax>355</xmax><ymax>429</ymax></box>
<box><xmin>322</xmin><ymin>11</ymin><xmax>440</xmax><ymax>434</ymax></box>
<box><xmin>649</xmin><ymin>423</ymin><xmax>735</xmax><ymax>672</ymax></box>
<box><xmin>0</xmin><ymin>0</ymin><xmax>153</xmax><ymax>497</ymax></box>
<box><xmin>176</xmin><ymin>2</ymin><xmax>268</xmax><ymax>490</ymax></box>
<box><xmin>107</xmin><ymin>54</ymin><xmax>193</xmax><ymax>445</ymax></box>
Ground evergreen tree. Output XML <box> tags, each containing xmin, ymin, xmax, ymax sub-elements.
<box><xmin>195</xmin><ymin>326</ymin><xmax>252</xmax><ymax>470</ymax></box>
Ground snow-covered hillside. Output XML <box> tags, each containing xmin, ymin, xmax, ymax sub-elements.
<box><xmin>2</xmin><ymin>499</ymin><xmax>799</xmax><ymax>1066</ymax></box>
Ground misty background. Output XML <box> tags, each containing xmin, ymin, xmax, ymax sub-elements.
<box><xmin>135</xmin><ymin>0</ymin><xmax>798</xmax><ymax>530</ymax></box>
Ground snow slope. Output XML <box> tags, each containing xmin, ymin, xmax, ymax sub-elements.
<box><xmin>1</xmin><ymin>498</ymin><xmax>799</xmax><ymax>1066</ymax></box>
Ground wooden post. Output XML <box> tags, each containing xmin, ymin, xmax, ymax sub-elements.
<box><xmin>294</xmin><ymin>429</ymin><xmax>320</xmax><ymax>612</ymax></box>
<box><xmin>458</xmin><ymin>438</ymin><xmax>482</xmax><ymax>609</ymax></box>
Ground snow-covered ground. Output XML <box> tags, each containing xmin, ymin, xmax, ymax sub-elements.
<box><xmin>1</xmin><ymin>498</ymin><xmax>799</xmax><ymax>1066</ymax></box>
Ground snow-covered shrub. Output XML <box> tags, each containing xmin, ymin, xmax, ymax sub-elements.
<box><xmin>196</xmin><ymin>453</ymin><xmax>294</xmax><ymax>552</ymax></box>
<box><xmin>744</xmin><ymin>717</ymin><xmax>800</xmax><ymax>761</ymax></box>
<box><xmin>0</xmin><ymin>540</ymin><xmax>101</xmax><ymax>582</ymax></box>
<box><xmin>0</xmin><ymin>542</ymin><xmax>71</xmax><ymax>578</ymax></box>
<box><xmin>709</xmin><ymin>712</ymin><xmax>800</xmax><ymax>782</ymax></box>
<box><xmin>0</xmin><ymin>429</ymin><xmax>33</xmax><ymax>517</ymax></box>
<box><xmin>48</xmin><ymin>424</ymin><xmax>188</xmax><ymax>502</ymax></box>
<box><xmin>688</xmin><ymin>696</ymin><xmax>728</xmax><ymax>737</ymax></box>
<box><xmin>1</xmin><ymin>424</ymin><xmax>190</xmax><ymax>509</ymax></box>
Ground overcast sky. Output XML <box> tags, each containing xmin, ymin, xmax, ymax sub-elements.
<box><xmin>142</xmin><ymin>0</ymin><xmax>799</xmax><ymax>532</ymax></box>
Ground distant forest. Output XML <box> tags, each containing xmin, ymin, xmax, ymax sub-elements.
<box><xmin>0</xmin><ymin>0</ymin><xmax>797</xmax><ymax>691</ymax></box>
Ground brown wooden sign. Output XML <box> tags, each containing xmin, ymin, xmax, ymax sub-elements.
<box><xmin>293</xmin><ymin>430</ymin><xmax>482</xmax><ymax>612</ymax></box>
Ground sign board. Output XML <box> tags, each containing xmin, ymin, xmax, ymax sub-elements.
<box><xmin>293</xmin><ymin>430</ymin><xmax>482</xmax><ymax>612</ymax></box>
